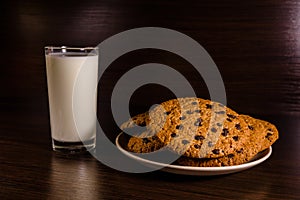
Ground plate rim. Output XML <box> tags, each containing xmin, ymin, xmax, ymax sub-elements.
<box><xmin>115</xmin><ymin>132</ymin><xmax>272</xmax><ymax>174</ymax></box>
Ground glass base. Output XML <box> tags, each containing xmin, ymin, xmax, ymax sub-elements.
<box><xmin>52</xmin><ymin>138</ymin><xmax>95</xmax><ymax>153</ymax></box>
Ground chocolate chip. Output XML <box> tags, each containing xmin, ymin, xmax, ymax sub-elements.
<box><xmin>194</xmin><ymin>121</ymin><xmax>202</xmax><ymax>126</ymax></box>
<box><xmin>179</xmin><ymin>116</ymin><xmax>186</xmax><ymax>120</ymax></box>
<box><xmin>232</xmin><ymin>136</ymin><xmax>239</xmax><ymax>141</ymax></box>
<box><xmin>194</xmin><ymin>109</ymin><xmax>201</xmax><ymax>113</ymax></box>
<box><xmin>212</xmin><ymin>149</ymin><xmax>220</xmax><ymax>154</ymax></box>
<box><xmin>139</xmin><ymin>121</ymin><xmax>146</xmax><ymax>127</ymax></box>
<box><xmin>215</xmin><ymin>111</ymin><xmax>226</xmax><ymax>114</ymax></box>
<box><xmin>248</xmin><ymin>125</ymin><xmax>254</xmax><ymax>130</ymax></box>
<box><xmin>217</xmin><ymin>122</ymin><xmax>223</xmax><ymax>127</ymax></box>
<box><xmin>194</xmin><ymin>118</ymin><xmax>202</xmax><ymax>126</ymax></box>
<box><xmin>227</xmin><ymin>118</ymin><xmax>232</xmax><ymax>122</ymax></box>
<box><xmin>182</xmin><ymin>140</ymin><xmax>189</xmax><ymax>145</ymax></box>
<box><xmin>267</xmin><ymin>128</ymin><xmax>273</xmax><ymax>132</ymax></box>
<box><xmin>194</xmin><ymin>135</ymin><xmax>205</xmax><ymax>140</ymax></box>
<box><xmin>228</xmin><ymin>154</ymin><xmax>234</xmax><ymax>158</ymax></box>
<box><xmin>206</xmin><ymin>104</ymin><xmax>212</xmax><ymax>109</ymax></box>
<box><xmin>171</xmin><ymin>133</ymin><xmax>177</xmax><ymax>138</ymax></box>
<box><xmin>237</xmin><ymin>148</ymin><xmax>243</xmax><ymax>153</ymax></box>
<box><xmin>265</xmin><ymin>132</ymin><xmax>272</xmax><ymax>139</ymax></box>
<box><xmin>142</xmin><ymin>138</ymin><xmax>150</xmax><ymax>143</ymax></box>
<box><xmin>186</xmin><ymin>110</ymin><xmax>193</xmax><ymax>114</ymax></box>
<box><xmin>211</xmin><ymin>127</ymin><xmax>217</xmax><ymax>133</ymax></box>
<box><xmin>208</xmin><ymin>141</ymin><xmax>213</xmax><ymax>147</ymax></box>
<box><xmin>176</xmin><ymin>125</ymin><xmax>184</xmax><ymax>130</ymax></box>
<box><xmin>165</xmin><ymin>111</ymin><xmax>171</xmax><ymax>115</ymax></box>
<box><xmin>191</xmin><ymin>101</ymin><xmax>198</xmax><ymax>105</ymax></box>
<box><xmin>227</xmin><ymin>114</ymin><xmax>236</xmax><ymax>119</ymax></box>
<box><xmin>235</xmin><ymin>124</ymin><xmax>241</xmax><ymax>130</ymax></box>
<box><xmin>221</xmin><ymin>128</ymin><xmax>229</xmax><ymax>136</ymax></box>
<box><xmin>194</xmin><ymin>144</ymin><xmax>200</xmax><ymax>149</ymax></box>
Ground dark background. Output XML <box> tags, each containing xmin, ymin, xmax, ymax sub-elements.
<box><xmin>1</xmin><ymin>1</ymin><xmax>300</xmax><ymax>199</ymax></box>
<box><xmin>2</xmin><ymin>0</ymin><xmax>300</xmax><ymax>120</ymax></box>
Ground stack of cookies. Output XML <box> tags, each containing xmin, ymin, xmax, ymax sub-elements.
<box><xmin>120</xmin><ymin>97</ymin><xmax>279</xmax><ymax>167</ymax></box>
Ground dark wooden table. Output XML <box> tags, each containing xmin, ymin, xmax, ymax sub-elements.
<box><xmin>1</xmin><ymin>0</ymin><xmax>300</xmax><ymax>199</ymax></box>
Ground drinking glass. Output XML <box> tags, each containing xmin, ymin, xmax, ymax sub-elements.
<box><xmin>45</xmin><ymin>46</ymin><xmax>98</xmax><ymax>153</ymax></box>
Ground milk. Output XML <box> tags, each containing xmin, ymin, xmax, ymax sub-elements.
<box><xmin>46</xmin><ymin>53</ymin><xmax>98</xmax><ymax>142</ymax></box>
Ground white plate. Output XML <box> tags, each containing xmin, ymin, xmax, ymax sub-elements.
<box><xmin>115</xmin><ymin>132</ymin><xmax>272</xmax><ymax>176</ymax></box>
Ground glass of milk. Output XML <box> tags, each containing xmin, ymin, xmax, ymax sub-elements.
<box><xmin>45</xmin><ymin>46</ymin><xmax>98</xmax><ymax>153</ymax></box>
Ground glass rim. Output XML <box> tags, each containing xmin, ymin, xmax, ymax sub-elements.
<box><xmin>44</xmin><ymin>46</ymin><xmax>98</xmax><ymax>50</ymax></box>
